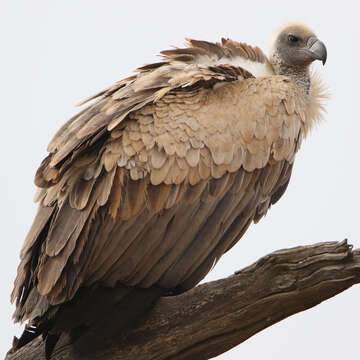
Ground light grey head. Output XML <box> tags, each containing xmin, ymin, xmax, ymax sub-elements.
<box><xmin>270</xmin><ymin>23</ymin><xmax>327</xmax><ymax>93</ymax></box>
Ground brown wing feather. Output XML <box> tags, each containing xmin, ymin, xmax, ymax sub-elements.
<box><xmin>37</xmin><ymin>38</ymin><xmax>266</xmax><ymax>185</ymax></box>
<box><xmin>12</xmin><ymin>45</ymin><xmax>308</xmax><ymax>327</ymax></box>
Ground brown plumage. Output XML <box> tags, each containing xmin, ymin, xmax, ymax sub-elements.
<box><xmin>11</xmin><ymin>23</ymin><xmax>327</xmax><ymax>357</ymax></box>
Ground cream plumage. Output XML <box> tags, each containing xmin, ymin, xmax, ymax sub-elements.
<box><xmin>11</xmin><ymin>23</ymin><xmax>327</xmax><ymax>357</ymax></box>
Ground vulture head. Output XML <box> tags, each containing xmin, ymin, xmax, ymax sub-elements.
<box><xmin>270</xmin><ymin>23</ymin><xmax>327</xmax><ymax>70</ymax></box>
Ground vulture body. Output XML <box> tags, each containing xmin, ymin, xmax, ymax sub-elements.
<box><xmin>11</xmin><ymin>23</ymin><xmax>327</xmax><ymax>357</ymax></box>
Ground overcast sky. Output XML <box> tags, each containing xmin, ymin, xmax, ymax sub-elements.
<box><xmin>1</xmin><ymin>1</ymin><xmax>359</xmax><ymax>359</ymax></box>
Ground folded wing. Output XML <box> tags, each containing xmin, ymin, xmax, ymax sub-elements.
<box><xmin>12</xmin><ymin>39</ymin><xmax>307</xmax><ymax>324</ymax></box>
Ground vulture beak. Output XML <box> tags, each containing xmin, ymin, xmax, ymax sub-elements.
<box><xmin>306</xmin><ymin>37</ymin><xmax>327</xmax><ymax>65</ymax></box>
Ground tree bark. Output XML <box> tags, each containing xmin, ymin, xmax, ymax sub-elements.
<box><xmin>6</xmin><ymin>240</ymin><xmax>360</xmax><ymax>360</ymax></box>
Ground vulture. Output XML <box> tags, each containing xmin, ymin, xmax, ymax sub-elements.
<box><xmin>11</xmin><ymin>23</ymin><xmax>327</xmax><ymax>358</ymax></box>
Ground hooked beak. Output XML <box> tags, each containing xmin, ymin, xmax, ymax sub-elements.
<box><xmin>307</xmin><ymin>37</ymin><xmax>327</xmax><ymax>65</ymax></box>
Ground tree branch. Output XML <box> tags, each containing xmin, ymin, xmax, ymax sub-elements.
<box><xmin>6</xmin><ymin>240</ymin><xmax>360</xmax><ymax>360</ymax></box>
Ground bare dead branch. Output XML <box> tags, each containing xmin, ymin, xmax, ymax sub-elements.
<box><xmin>6</xmin><ymin>240</ymin><xmax>360</xmax><ymax>360</ymax></box>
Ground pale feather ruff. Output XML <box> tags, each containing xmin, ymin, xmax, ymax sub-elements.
<box><xmin>306</xmin><ymin>70</ymin><xmax>329</xmax><ymax>131</ymax></box>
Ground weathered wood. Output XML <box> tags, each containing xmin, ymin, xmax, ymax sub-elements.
<box><xmin>6</xmin><ymin>240</ymin><xmax>360</xmax><ymax>360</ymax></box>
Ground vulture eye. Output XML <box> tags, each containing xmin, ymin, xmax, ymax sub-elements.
<box><xmin>288</xmin><ymin>34</ymin><xmax>299</xmax><ymax>43</ymax></box>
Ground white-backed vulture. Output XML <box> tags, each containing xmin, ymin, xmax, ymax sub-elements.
<box><xmin>11</xmin><ymin>23</ymin><xmax>327</xmax><ymax>358</ymax></box>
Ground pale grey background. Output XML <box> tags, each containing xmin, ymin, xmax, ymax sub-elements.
<box><xmin>1</xmin><ymin>1</ymin><xmax>359</xmax><ymax>358</ymax></box>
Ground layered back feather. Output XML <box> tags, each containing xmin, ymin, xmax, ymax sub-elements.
<box><xmin>43</xmin><ymin>38</ymin><xmax>272</xmax><ymax>182</ymax></box>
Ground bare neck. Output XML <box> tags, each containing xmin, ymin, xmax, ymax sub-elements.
<box><xmin>270</xmin><ymin>52</ymin><xmax>311</xmax><ymax>96</ymax></box>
